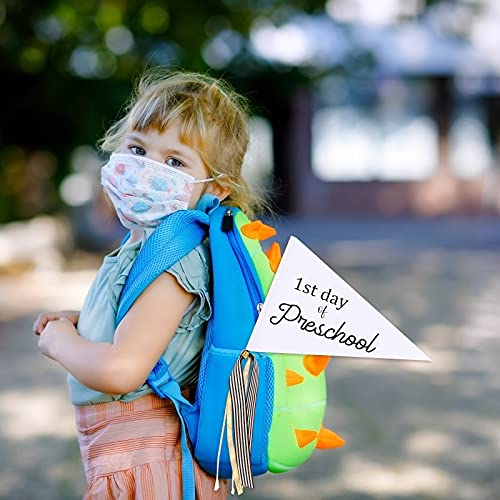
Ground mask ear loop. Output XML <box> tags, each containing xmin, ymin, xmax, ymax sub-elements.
<box><xmin>192</xmin><ymin>173</ymin><xmax>225</xmax><ymax>184</ymax></box>
<box><xmin>194</xmin><ymin>173</ymin><xmax>226</xmax><ymax>202</ymax></box>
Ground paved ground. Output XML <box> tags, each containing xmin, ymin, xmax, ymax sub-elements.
<box><xmin>1</xmin><ymin>217</ymin><xmax>499</xmax><ymax>500</ymax></box>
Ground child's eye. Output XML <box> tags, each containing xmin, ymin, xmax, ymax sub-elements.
<box><xmin>129</xmin><ymin>145</ymin><xmax>146</xmax><ymax>156</ymax></box>
<box><xmin>166</xmin><ymin>157</ymin><xmax>185</xmax><ymax>168</ymax></box>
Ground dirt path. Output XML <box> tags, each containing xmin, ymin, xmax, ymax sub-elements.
<box><xmin>1</xmin><ymin>243</ymin><xmax>499</xmax><ymax>499</ymax></box>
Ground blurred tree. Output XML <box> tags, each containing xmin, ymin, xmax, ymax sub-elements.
<box><xmin>0</xmin><ymin>0</ymin><xmax>486</xmax><ymax>221</ymax></box>
<box><xmin>0</xmin><ymin>0</ymin><xmax>335</xmax><ymax>221</ymax></box>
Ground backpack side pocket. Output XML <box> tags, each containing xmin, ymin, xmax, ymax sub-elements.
<box><xmin>192</xmin><ymin>344</ymin><xmax>273</xmax><ymax>479</ymax></box>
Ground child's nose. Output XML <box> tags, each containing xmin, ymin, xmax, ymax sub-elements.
<box><xmin>146</xmin><ymin>153</ymin><xmax>166</xmax><ymax>165</ymax></box>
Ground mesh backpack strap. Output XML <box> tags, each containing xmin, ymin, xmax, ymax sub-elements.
<box><xmin>114</xmin><ymin>211</ymin><xmax>207</xmax><ymax>500</ymax></box>
<box><xmin>114</xmin><ymin>194</ymin><xmax>221</xmax><ymax>500</ymax></box>
<box><xmin>116</xmin><ymin>206</ymin><xmax>212</xmax><ymax>326</ymax></box>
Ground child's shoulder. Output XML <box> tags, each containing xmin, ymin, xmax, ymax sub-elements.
<box><xmin>166</xmin><ymin>237</ymin><xmax>211</xmax><ymax>290</ymax></box>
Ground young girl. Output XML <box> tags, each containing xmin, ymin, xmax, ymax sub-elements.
<box><xmin>32</xmin><ymin>68</ymin><xmax>268</xmax><ymax>499</ymax></box>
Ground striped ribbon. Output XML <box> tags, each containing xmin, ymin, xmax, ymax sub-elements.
<box><xmin>229</xmin><ymin>350</ymin><xmax>259</xmax><ymax>494</ymax></box>
<box><xmin>214</xmin><ymin>350</ymin><xmax>259</xmax><ymax>495</ymax></box>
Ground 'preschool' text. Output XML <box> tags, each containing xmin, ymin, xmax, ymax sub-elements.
<box><xmin>269</xmin><ymin>302</ymin><xmax>379</xmax><ymax>353</ymax></box>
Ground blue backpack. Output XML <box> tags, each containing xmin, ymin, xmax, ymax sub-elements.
<box><xmin>115</xmin><ymin>193</ymin><xmax>343</xmax><ymax>499</ymax></box>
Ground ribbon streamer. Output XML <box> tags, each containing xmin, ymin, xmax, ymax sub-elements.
<box><xmin>213</xmin><ymin>350</ymin><xmax>259</xmax><ymax>495</ymax></box>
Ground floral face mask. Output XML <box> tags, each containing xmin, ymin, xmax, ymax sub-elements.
<box><xmin>101</xmin><ymin>152</ymin><xmax>223</xmax><ymax>230</ymax></box>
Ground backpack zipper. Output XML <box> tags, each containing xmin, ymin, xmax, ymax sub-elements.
<box><xmin>223</xmin><ymin>209</ymin><xmax>264</xmax><ymax>320</ymax></box>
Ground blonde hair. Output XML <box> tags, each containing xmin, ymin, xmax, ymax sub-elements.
<box><xmin>97</xmin><ymin>66</ymin><xmax>273</xmax><ymax>219</ymax></box>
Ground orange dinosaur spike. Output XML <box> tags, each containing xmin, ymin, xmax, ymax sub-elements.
<box><xmin>266</xmin><ymin>241</ymin><xmax>282</xmax><ymax>273</ymax></box>
<box><xmin>286</xmin><ymin>369</ymin><xmax>304</xmax><ymax>387</ymax></box>
<box><xmin>241</xmin><ymin>220</ymin><xmax>263</xmax><ymax>239</ymax></box>
<box><xmin>260</xmin><ymin>223</ymin><xmax>277</xmax><ymax>240</ymax></box>
<box><xmin>241</xmin><ymin>220</ymin><xmax>276</xmax><ymax>241</ymax></box>
<box><xmin>295</xmin><ymin>429</ymin><xmax>318</xmax><ymax>448</ymax></box>
<box><xmin>303</xmin><ymin>355</ymin><xmax>331</xmax><ymax>376</ymax></box>
<box><xmin>316</xmin><ymin>426</ymin><xmax>346</xmax><ymax>449</ymax></box>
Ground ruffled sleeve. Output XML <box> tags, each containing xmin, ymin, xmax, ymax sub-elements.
<box><xmin>164</xmin><ymin>237</ymin><xmax>212</xmax><ymax>333</ymax></box>
<box><xmin>106</xmin><ymin>230</ymin><xmax>211</xmax><ymax>334</ymax></box>
<box><xmin>107</xmin><ymin>240</ymin><xmax>143</xmax><ymax>318</ymax></box>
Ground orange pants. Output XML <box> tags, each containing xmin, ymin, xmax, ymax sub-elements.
<box><xmin>74</xmin><ymin>392</ymin><xmax>228</xmax><ymax>499</ymax></box>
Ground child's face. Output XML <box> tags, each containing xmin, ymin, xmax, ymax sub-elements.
<box><xmin>118</xmin><ymin>119</ymin><xmax>217</xmax><ymax>209</ymax></box>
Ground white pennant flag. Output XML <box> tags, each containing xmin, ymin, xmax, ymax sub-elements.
<box><xmin>246</xmin><ymin>236</ymin><xmax>431</xmax><ymax>362</ymax></box>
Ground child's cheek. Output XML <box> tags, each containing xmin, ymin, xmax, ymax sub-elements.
<box><xmin>187</xmin><ymin>184</ymin><xmax>204</xmax><ymax>209</ymax></box>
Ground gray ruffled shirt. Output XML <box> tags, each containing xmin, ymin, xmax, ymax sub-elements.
<box><xmin>67</xmin><ymin>227</ymin><xmax>211</xmax><ymax>406</ymax></box>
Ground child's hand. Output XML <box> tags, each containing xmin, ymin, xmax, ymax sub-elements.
<box><xmin>36</xmin><ymin>317</ymin><xmax>79</xmax><ymax>361</ymax></box>
<box><xmin>33</xmin><ymin>310</ymin><xmax>80</xmax><ymax>335</ymax></box>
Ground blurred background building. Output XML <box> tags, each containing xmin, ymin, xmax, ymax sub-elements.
<box><xmin>1</xmin><ymin>0</ymin><xmax>500</xmax><ymax>246</ymax></box>
<box><xmin>1</xmin><ymin>1</ymin><xmax>500</xmax><ymax>499</ymax></box>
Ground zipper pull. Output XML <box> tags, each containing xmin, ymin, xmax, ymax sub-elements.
<box><xmin>221</xmin><ymin>208</ymin><xmax>234</xmax><ymax>232</ymax></box>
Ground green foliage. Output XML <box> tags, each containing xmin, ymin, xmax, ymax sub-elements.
<box><xmin>0</xmin><ymin>0</ymin><xmax>330</xmax><ymax>222</ymax></box>
<box><xmin>0</xmin><ymin>0</ymin><xmax>465</xmax><ymax>222</ymax></box>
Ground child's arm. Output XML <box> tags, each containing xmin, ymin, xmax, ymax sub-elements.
<box><xmin>37</xmin><ymin>271</ymin><xmax>195</xmax><ymax>394</ymax></box>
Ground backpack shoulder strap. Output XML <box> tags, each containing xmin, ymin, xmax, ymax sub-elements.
<box><xmin>115</xmin><ymin>197</ymin><xmax>219</xmax><ymax>327</ymax></box>
<box><xmin>147</xmin><ymin>358</ymin><xmax>196</xmax><ymax>500</ymax></box>
<box><xmin>114</xmin><ymin>193</ymin><xmax>220</xmax><ymax>500</ymax></box>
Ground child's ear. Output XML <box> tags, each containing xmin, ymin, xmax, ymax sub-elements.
<box><xmin>207</xmin><ymin>183</ymin><xmax>232</xmax><ymax>202</ymax></box>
